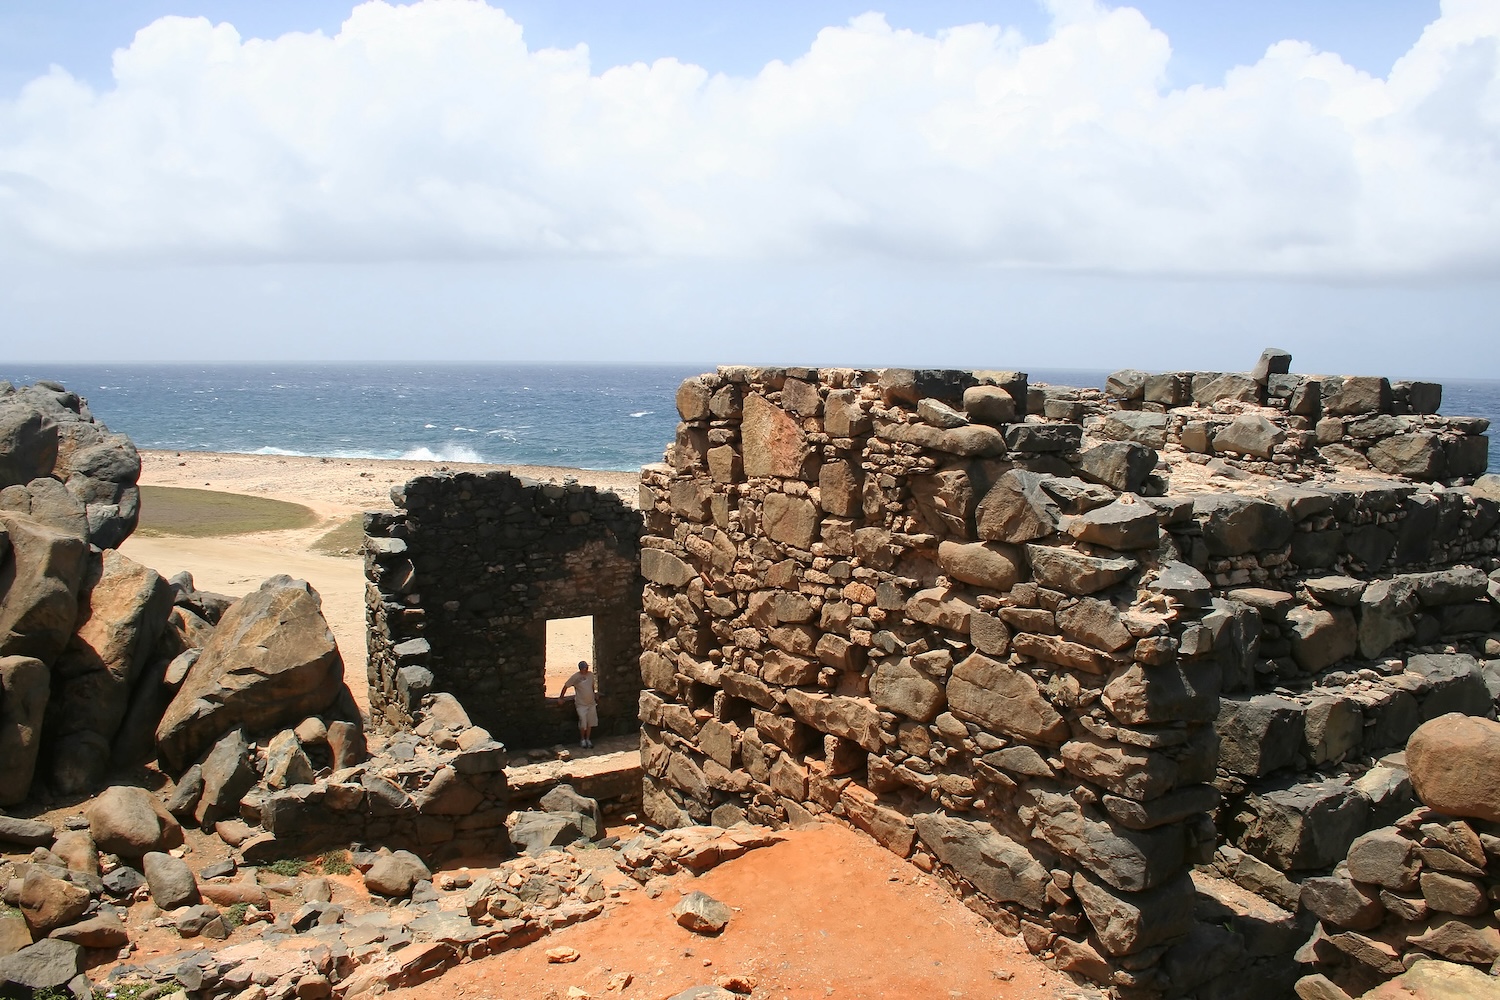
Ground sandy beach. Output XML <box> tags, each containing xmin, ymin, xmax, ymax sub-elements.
<box><xmin>119</xmin><ymin>450</ymin><xmax>641</xmax><ymax>714</ymax></box>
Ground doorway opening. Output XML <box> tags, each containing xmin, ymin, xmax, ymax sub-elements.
<box><xmin>545</xmin><ymin>615</ymin><xmax>596</xmax><ymax>697</ymax></box>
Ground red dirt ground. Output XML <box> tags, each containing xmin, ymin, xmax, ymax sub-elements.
<box><xmin>404</xmin><ymin>823</ymin><xmax>1087</xmax><ymax>1000</ymax></box>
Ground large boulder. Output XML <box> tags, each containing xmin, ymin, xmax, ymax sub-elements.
<box><xmin>1407</xmin><ymin>714</ymin><xmax>1500</xmax><ymax>823</ymax></box>
<box><xmin>0</xmin><ymin>512</ymin><xmax>89</xmax><ymax>664</ymax></box>
<box><xmin>142</xmin><ymin>851</ymin><xmax>199</xmax><ymax>909</ymax></box>
<box><xmin>156</xmin><ymin>576</ymin><xmax>344</xmax><ymax>770</ymax></box>
<box><xmin>44</xmin><ymin>549</ymin><xmax>172</xmax><ymax>794</ymax></box>
<box><xmin>0</xmin><ymin>656</ymin><xmax>50</xmax><ymax>805</ymax></box>
<box><xmin>87</xmin><ymin>784</ymin><xmax>183</xmax><ymax>858</ymax></box>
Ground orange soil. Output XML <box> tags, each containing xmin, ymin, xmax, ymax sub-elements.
<box><xmin>403</xmin><ymin>824</ymin><xmax>1080</xmax><ymax>1000</ymax></box>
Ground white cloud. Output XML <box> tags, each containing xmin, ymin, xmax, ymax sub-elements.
<box><xmin>1</xmin><ymin>0</ymin><xmax>1497</xmax><ymax>276</ymax></box>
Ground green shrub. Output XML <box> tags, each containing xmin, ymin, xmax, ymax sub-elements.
<box><xmin>222</xmin><ymin>902</ymin><xmax>249</xmax><ymax>930</ymax></box>
<box><xmin>266</xmin><ymin>858</ymin><xmax>307</xmax><ymax>877</ymax></box>
<box><xmin>318</xmin><ymin>850</ymin><xmax>352</xmax><ymax>876</ymax></box>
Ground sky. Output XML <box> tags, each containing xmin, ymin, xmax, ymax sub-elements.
<box><xmin>1</xmin><ymin>0</ymin><xmax>1497</xmax><ymax>377</ymax></box>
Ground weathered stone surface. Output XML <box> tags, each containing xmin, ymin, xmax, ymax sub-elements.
<box><xmin>742</xmin><ymin>394</ymin><xmax>815</xmax><ymax>479</ymax></box>
<box><xmin>937</xmin><ymin>540</ymin><xmax>1024</xmax><ymax>591</ymax></box>
<box><xmin>1216</xmin><ymin>695</ymin><xmax>1303</xmax><ymax>777</ymax></box>
<box><xmin>45</xmin><ymin>548</ymin><xmax>171</xmax><ymax>794</ymax></box>
<box><xmin>1303</xmin><ymin>695</ymin><xmax>1363</xmax><ymax>766</ymax></box>
<box><xmin>913</xmin><ymin>813</ymin><xmax>1047</xmax><ymax>910</ymax></box>
<box><xmin>1369</xmin><ymin>433</ymin><xmax>1446</xmax><ymax>479</ymax></box>
<box><xmin>1363</xmin><ymin>960</ymin><xmax>1500</xmax><ymax>1000</ymax></box>
<box><xmin>1025</xmin><ymin>546</ymin><xmax>1136</xmax><ymax>596</ymax></box>
<box><xmin>88</xmin><ymin>784</ymin><xmax>183</xmax><ymax>858</ymax></box>
<box><xmin>0</xmin><ymin>815</ymin><xmax>54</xmax><ymax>848</ymax></box>
<box><xmin>1056</xmin><ymin>598</ymin><xmax>1132</xmax><ymax>652</ymax></box>
<box><xmin>1193</xmin><ymin>374</ymin><xmax>1260</xmax><ymax>406</ymax></box>
<box><xmin>1323</xmin><ymin>376</ymin><xmax>1390</xmax><ymax>417</ymax></box>
<box><xmin>1062</xmin><ymin>736</ymin><xmax>1177</xmax><ymax>801</ymax></box>
<box><xmin>962</xmin><ymin>385</ymin><xmax>1017</xmax><ymax>425</ymax></box>
<box><xmin>909</xmin><ymin>469</ymin><xmax>974</xmax><ymax>536</ymax></box>
<box><xmin>264</xmin><ymin>729</ymin><xmax>315</xmax><ymax>790</ymax></box>
<box><xmin>1405</xmin><ymin>920</ymin><xmax>1500</xmax><ymax>965</ymax></box>
<box><xmin>0</xmin><ymin>939</ymin><xmax>82</xmax><ymax>992</ymax></box>
<box><xmin>869</xmin><ymin>657</ymin><xmax>946</xmax><ymax>723</ymax></box>
<box><xmin>1100</xmin><ymin>411</ymin><xmax>1168</xmax><ymax>448</ymax></box>
<box><xmin>0</xmin><ymin>656</ymin><xmax>49</xmax><ymax>805</ymax></box>
<box><xmin>1193</xmin><ymin>495</ymin><xmax>1294</xmax><ymax>556</ymax></box>
<box><xmin>642</xmin><ymin>548</ymin><xmax>695</xmax><ymax>587</ymax></box>
<box><xmin>947</xmin><ymin>653</ymin><xmax>1068</xmax><ymax>744</ymax></box>
<box><xmin>762</xmin><ymin>494</ymin><xmax>819</xmax><ymax>549</ymax></box>
<box><xmin>363</xmin><ymin>850</ymin><xmax>432</xmax><ymax>898</ymax></box>
<box><xmin>1075</xmin><ymin>442</ymin><xmax>1157</xmax><ymax>493</ymax></box>
<box><xmin>1407</xmin><ymin>714</ymin><xmax>1500</xmax><ymax>822</ymax></box>
<box><xmin>142</xmin><ymin>850</ymin><xmax>199</xmax><ymax>909</ymax></box>
<box><xmin>1300</xmin><ymin>875</ymin><xmax>1383</xmax><ymax>931</ymax></box>
<box><xmin>0</xmin><ymin>513</ymin><xmax>88</xmax><ymax>664</ymax></box>
<box><xmin>783</xmin><ymin>690</ymin><xmax>882</xmax><ymax>752</ymax></box>
<box><xmin>156</xmin><ymin>576</ymin><xmax>344</xmax><ymax>770</ymax></box>
<box><xmin>1065</xmin><ymin>498</ymin><xmax>1159</xmax><ymax>550</ymax></box>
<box><xmin>194</xmin><ymin>728</ymin><xmax>256</xmax><ymax>829</ymax></box>
<box><xmin>1214</xmin><ymin>414</ymin><xmax>1286</xmax><ymax>459</ymax></box>
<box><xmin>1242</xmin><ymin>780</ymin><xmax>1369</xmax><ymax>871</ymax></box>
<box><xmin>1102</xmin><ymin>661</ymin><xmax>1219</xmax><ymax>726</ymax></box>
<box><xmin>1072</xmin><ymin>869</ymin><xmax>1196</xmax><ymax>956</ymax></box>
<box><xmin>1405</xmin><ymin>654</ymin><xmax>1491</xmax><ymax>721</ymax></box>
<box><xmin>1285</xmin><ymin>606</ymin><xmax>1357</xmax><ymax>673</ymax></box>
<box><xmin>47</xmin><ymin>911</ymin><xmax>128</xmax><ymax>949</ymax></box>
<box><xmin>673</xmin><ymin>890</ymin><xmax>731</xmax><ymax>934</ymax></box>
<box><xmin>18</xmin><ymin>869</ymin><xmax>89</xmax><ymax>935</ymax></box>
<box><xmin>975</xmin><ymin>471</ymin><xmax>1061</xmax><ymax>543</ymax></box>
<box><xmin>1004</xmin><ymin>423</ymin><xmax>1082</xmax><ymax>453</ymax></box>
<box><xmin>1029</xmin><ymin>789</ymin><xmax>1184</xmax><ymax>891</ymax></box>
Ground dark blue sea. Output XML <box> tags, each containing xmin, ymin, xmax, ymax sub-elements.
<box><xmin>1</xmin><ymin>364</ymin><xmax>1495</xmax><ymax>473</ymax></box>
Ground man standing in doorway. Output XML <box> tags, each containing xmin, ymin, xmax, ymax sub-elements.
<box><xmin>558</xmin><ymin>660</ymin><xmax>597</xmax><ymax>748</ymax></box>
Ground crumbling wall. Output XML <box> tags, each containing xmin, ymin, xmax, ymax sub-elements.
<box><xmin>365</xmin><ymin>471</ymin><xmax>644</xmax><ymax>751</ymax></box>
<box><xmin>1057</xmin><ymin>357</ymin><xmax>1489</xmax><ymax>483</ymax></box>
<box><xmin>637</xmin><ymin>366</ymin><xmax>1230</xmax><ymax>992</ymax></box>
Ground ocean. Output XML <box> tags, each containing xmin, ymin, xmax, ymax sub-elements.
<box><xmin>1</xmin><ymin>363</ymin><xmax>1496</xmax><ymax>474</ymax></box>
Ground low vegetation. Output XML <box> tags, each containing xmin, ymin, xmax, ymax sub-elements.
<box><xmin>136</xmin><ymin>485</ymin><xmax>318</xmax><ymax>538</ymax></box>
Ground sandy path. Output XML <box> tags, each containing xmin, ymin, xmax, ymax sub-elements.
<box><xmin>118</xmin><ymin>451</ymin><xmax>641</xmax><ymax>717</ymax></box>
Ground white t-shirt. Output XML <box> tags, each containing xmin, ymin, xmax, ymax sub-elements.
<box><xmin>564</xmin><ymin>671</ymin><xmax>597</xmax><ymax>706</ymax></box>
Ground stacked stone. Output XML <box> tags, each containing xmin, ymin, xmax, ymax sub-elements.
<box><xmin>638</xmin><ymin>367</ymin><xmax>1233</xmax><ymax>991</ymax></box>
<box><xmin>1294</xmin><ymin>715</ymin><xmax>1500</xmax><ymax>999</ymax></box>
<box><xmin>364</xmin><ymin>470</ymin><xmax>645</xmax><ymax>750</ymax></box>
<box><xmin>248</xmin><ymin>702</ymin><xmax>510</xmax><ymax>862</ymax></box>
<box><xmin>1152</xmin><ymin>484</ymin><xmax>1500</xmax><ymax>594</ymax></box>
<box><xmin>1096</xmin><ymin>359</ymin><xmax>1488</xmax><ymax>484</ymax></box>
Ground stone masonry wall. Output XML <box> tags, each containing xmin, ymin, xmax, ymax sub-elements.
<box><xmin>638</xmin><ymin>367</ymin><xmax>1231</xmax><ymax>993</ymax></box>
<box><xmin>365</xmin><ymin>471</ymin><xmax>645</xmax><ymax>751</ymax></box>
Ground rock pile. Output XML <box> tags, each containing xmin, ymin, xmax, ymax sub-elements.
<box><xmin>24</xmin><ymin>806</ymin><xmax>780</xmax><ymax>1000</ymax></box>
<box><xmin>1294</xmin><ymin>714</ymin><xmax>1500</xmax><ymax>999</ymax></box>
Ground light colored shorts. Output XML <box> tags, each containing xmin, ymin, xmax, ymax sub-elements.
<box><xmin>576</xmin><ymin>703</ymin><xmax>598</xmax><ymax>728</ymax></box>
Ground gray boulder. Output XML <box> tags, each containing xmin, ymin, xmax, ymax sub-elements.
<box><xmin>0</xmin><ymin>512</ymin><xmax>89</xmax><ymax>665</ymax></box>
<box><xmin>0</xmin><ymin>656</ymin><xmax>50</xmax><ymax>806</ymax></box>
<box><xmin>673</xmin><ymin>890</ymin><xmax>732</xmax><ymax>934</ymax></box>
<box><xmin>142</xmin><ymin>851</ymin><xmax>199</xmax><ymax>909</ymax></box>
<box><xmin>0</xmin><ymin>939</ymin><xmax>82</xmax><ymax>992</ymax></box>
<box><xmin>194</xmin><ymin>729</ymin><xmax>257</xmax><ymax>829</ymax></box>
<box><xmin>1075</xmin><ymin>442</ymin><xmax>1157</xmax><ymax>494</ymax></box>
<box><xmin>1193</xmin><ymin>495</ymin><xmax>1294</xmax><ymax>556</ymax></box>
<box><xmin>156</xmin><ymin>576</ymin><xmax>345</xmax><ymax>770</ymax></box>
<box><xmin>509</xmin><ymin>811</ymin><xmax>585</xmax><ymax>855</ymax></box>
<box><xmin>362</xmin><ymin>850</ymin><xmax>432</xmax><ymax>898</ymax></box>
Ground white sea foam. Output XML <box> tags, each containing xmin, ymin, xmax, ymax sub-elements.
<box><xmin>400</xmin><ymin>444</ymin><xmax>486</xmax><ymax>463</ymax></box>
<box><xmin>628</xmin><ymin>410</ymin><xmax>652</xmax><ymax>418</ymax></box>
<box><xmin>423</xmin><ymin>423</ymin><xmax>436</xmax><ymax>428</ymax></box>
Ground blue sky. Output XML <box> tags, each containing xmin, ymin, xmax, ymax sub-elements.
<box><xmin>1</xmin><ymin>1</ymin><xmax>1496</xmax><ymax>376</ymax></box>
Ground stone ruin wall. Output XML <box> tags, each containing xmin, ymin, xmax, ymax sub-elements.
<box><xmin>635</xmin><ymin>363</ymin><xmax>1500</xmax><ymax>996</ymax></box>
<box><xmin>364</xmin><ymin>470</ymin><xmax>645</xmax><ymax>752</ymax></box>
